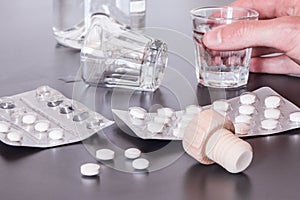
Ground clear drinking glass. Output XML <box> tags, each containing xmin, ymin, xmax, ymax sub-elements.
<box><xmin>52</xmin><ymin>0</ymin><xmax>146</xmax><ymax>49</ymax></box>
<box><xmin>191</xmin><ymin>6</ymin><xmax>259</xmax><ymax>88</ymax></box>
<box><xmin>80</xmin><ymin>14</ymin><xmax>167</xmax><ymax>91</ymax></box>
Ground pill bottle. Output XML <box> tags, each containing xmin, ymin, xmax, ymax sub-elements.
<box><xmin>52</xmin><ymin>0</ymin><xmax>146</xmax><ymax>49</ymax></box>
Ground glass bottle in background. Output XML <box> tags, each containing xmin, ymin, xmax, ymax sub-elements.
<box><xmin>52</xmin><ymin>0</ymin><xmax>146</xmax><ymax>49</ymax></box>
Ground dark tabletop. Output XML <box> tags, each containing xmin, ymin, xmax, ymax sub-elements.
<box><xmin>1</xmin><ymin>0</ymin><xmax>300</xmax><ymax>200</ymax></box>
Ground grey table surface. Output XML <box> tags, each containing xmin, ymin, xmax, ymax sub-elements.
<box><xmin>1</xmin><ymin>0</ymin><xmax>300</xmax><ymax>200</ymax></box>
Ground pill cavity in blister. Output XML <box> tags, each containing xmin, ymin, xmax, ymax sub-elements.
<box><xmin>185</xmin><ymin>105</ymin><xmax>202</xmax><ymax>115</ymax></box>
<box><xmin>264</xmin><ymin>109</ymin><xmax>281</xmax><ymax>120</ymax></box>
<box><xmin>0</xmin><ymin>97</ymin><xmax>16</xmax><ymax>110</ymax></box>
<box><xmin>234</xmin><ymin>123</ymin><xmax>250</xmax><ymax>135</ymax></box>
<box><xmin>240</xmin><ymin>93</ymin><xmax>257</xmax><ymax>105</ymax></box>
<box><xmin>157</xmin><ymin>107</ymin><xmax>174</xmax><ymax>118</ymax></box>
<box><xmin>238</xmin><ymin>105</ymin><xmax>256</xmax><ymax>115</ymax></box>
<box><xmin>265</xmin><ymin>95</ymin><xmax>281</xmax><ymax>108</ymax></box>
<box><xmin>0</xmin><ymin>86</ymin><xmax>114</xmax><ymax>148</ymax></box>
<box><xmin>153</xmin><ymin>115</ymin><xmax>171</xmax><ymax>125</ymax></box>
<box><xmin>212</xmin><ymin>100</ymin><xmax>230</xmax><ymax>116</ymax></box>
<box><xmin>289</xmin><ymin>112</ymin><xmax>300</xmax><ymax>123</ymax></box>
<box><xmin>261</xmin><ymin>119</ymin><xmax>279</xmax><ymax>130</ymax></box>
<box><xmin>235</xmin><ymin>115</ymin><xmax>252</xmax><ymax>124</ymax></box>
<box><xmin>129</xmin><ymin>107</ymin><xmax>146</xmax><ymax>119</ymax></box>
<box><xmin>147</xmin><ymin>121</ymin><xmax>164</xmax><ymax>133</ymax></box>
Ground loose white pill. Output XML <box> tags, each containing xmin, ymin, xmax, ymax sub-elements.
<box><xmin>153</xmin><ymin>115</ymin><xmax>171</xmax><ymax>125</ymax></box>
<box><xmin>185</xmin><ymin>105</ymin><xmax>202</xmax><ymax>115</ymax></box>
<box><xmin>22</xmin><ymin>114</ymin><xmax>37</xmax><ymax>125</ymax></box>
<box><xmin>96</xmin><ymin>149</ymin><xmax>115</xmax><ymax>161</ymax></box>
<box><xmin>34</xmin><ymin>121</ymin><xmax>50</xmax><ymax>132</ymax></box>
<box><xmin>240</xmin><ymin>93</ymin><xmax>256</xmax><ymax>105</ymax></box>
<box><xmin>290</xmin><ymin>112</ymin><xmax>300</xmax><ymax>123</ymax></box>
<box><xmin>234</xmin><ymin>123</ymin><xmax>250</xmax><ymax>135</ymax></box>
<box><xmin>48</xmin><ymin>128</ymin><xmax>64</xmax><ymax>140</ymax></box>
<box><xmin>80</xmin><ymin>163</ymin><xmax>100</xmax><ymax>176</ymax></box>
<box><xmin>129</xmin><ymin>107</ymin><xmax>146</xmax><ymax>119</ymax></box>
<box><xmin>264</xmin><ymin>109</ymin><xmax>281</xmax><ymax>120</ymax></box>
<box><xmin>212</xmin><ymin>100</ymin><xmax>229</xmax><ymax>112</ymax></box>
<box><xmin>0</xmin><ymin>121</ymin><xmax>10</xmax><ymax>133</ymax></box>
<box><xmin>265</xmin><ymin>96</ymin><xmax>281</xmax><ymax>108</ymax></box>
<box><xmin>261</xmin><ymin>119</ymin><xmax>278</xmax><ymax>130</ymax></box>
<box><xmin>239</xmin><ymin>105</ymin><xmax>255</xmax><ymax>115</ymax></box>
<box><xmin>124</xmin><ymin>148</ymin><xmax>141</xmax><ymax>159</ymax></box>
<box><xmin>132</xmin><ymin>158</ymin><xmax>149</xmax><ymax>170</ymax></box>
<box><xmin>147</xmin><ymin>122</ymin><xmax>164</xmax><ymax>133</ymax></box>
<box><xmin>173</xmin><ymin>127</ymin><xmax>185</xmax><ymax>138</ymax></box>
<box><xmin>157</xmin><ymin>107</ymin><xmax>174</xmax><ymax>118</ymax></box>
<box><xmin>235</xmin><ymin>115</ymin><xmax>252</xmax><ymax>124</ymax></box>
<box><xmin>7</xmin><ymin>131</ymin><xmax>22</xmax><ymax>142</ymax></box>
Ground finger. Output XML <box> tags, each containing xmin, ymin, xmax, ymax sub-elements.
<box><xmin>203</xmin><ymin>17</ymin><xmax>300</xmax><ymax>53</ymax></box>
<box><xmin>250</xmin><ymin>54</ymin><xmax>300</xmax><ymax>74</ymax></box>
<box><xmin>251</xmin><ymin>47</ymin><xmax>282</xmax><ymax>57</ymax></box>
<box><xmin>229</xmin><ymin>0</ymin><xmax>300</xmax><ymax>18</ymax></box>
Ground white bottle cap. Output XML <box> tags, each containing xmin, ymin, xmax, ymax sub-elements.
<box><xmin>205</xmin><ymin>128</ymin><xmax>253</xmax><ymax>173</ymax></box>
<box><xmin>80</xmin><ymin>163</ymin><xmax>100</xmax><ymax>176</ymax></box>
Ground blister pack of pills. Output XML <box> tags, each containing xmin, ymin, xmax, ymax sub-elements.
<box><xmin>113</xmin><ymin>87</ymin><xmax>300</xmax><ymax>140</ymax></box>
<box><xmin>0</xmin><ymin>86</ymin><xmax>114</xmax><ymax>148</ymax></box>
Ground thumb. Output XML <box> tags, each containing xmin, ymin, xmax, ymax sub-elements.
<box><xmin>203</xmin><ymin>17</ymin><xmax>299</xmax><ymax>53</ymax></box>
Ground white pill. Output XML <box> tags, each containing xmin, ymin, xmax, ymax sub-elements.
<box><xmin>129</xmin><ymin>107</ymin><xmax>146</xmax><ymax>119</ymax></box>
<box><xmin>239</xmin><ymin>105</ymin><xmax>255</xmax><ymax>115</ymax></box>
<box><xmin>96</xmin><ymin>149</ymin><xmax>115</xmax><ymax>161</ymax></box>
<box><xmin>153</xmin><ymin>115</ymin><xmax>171</xmax><ymax>125</ymax></box>
<box><xmin>0</xmin><ymin>121</ymin><xmax>10</xmax><ymax>133</ymax></box>
<box><xmin>261</xmin><ymin>119</ymin><xmax>278</xmax><ymax>130</ymax></box>
<box><xmin>48</xmin><ymin>129</ymin><xmax>64</xmax><ymax>140</ymax></box>
<box><xmin>264</xmin><ymin>109</ymin><xmax>281</xmax><ymax>120</ymax></box>
<box><xmin>157</xmin><ymin>107</ymin><xmax>174</xmax><ymax>118</ymax></box>
<box><xmin>34</xmin><ymin>121</ymin><xmax>50</xmax><ymax>132</ymax></box>
<box><xmin>212</xmin><ymin>100</ymin><xmax>229</xmax><ymax>112</ymax></box>
<box><xmin>132</xmin><ymin>158</ymin><xmax>150</xmax><ymax>170</ymax></box>
<box><xmin>265</xmin><ymin>96</ymin><xmax>281</xmax><ymax>108</ymax></box>
<box><xmin>173</xmin><ymin>127</ymin><xmax>185</xmax><ymax>138</ymax></box>
<box><xmin>147</xmin><ymin>122</ymin><xmax>164</xmax><ymax>133</ymax></box>
<box><xmin>124</xmin><ymin>148</ymin><xmax>141</xmax><ymax>159</ymax></box>
<box><xmin>234</xmin><ymin>123</ymin><xmax>250</xmax><ymax>135</ymax></box>
<box><xmin>240</xmin><ymin>93</ymin><xmax>256</xmax><ymax>105</ymax></box>
<box><xmin>235</xmin><ymin>115</ymin><xmax>252</xmax><ymax>124</ymax></box>
<box><xmin>22</xmin><ymin>114</ymin><xmax>37</xmax><ymax>125</ymax></box>
<box><xmin>7</xmin><ymin>131</ymin><xmax>22</xmax><ymax>142</ymax></box>
<box><xmin>80</xmin><ymin>163</ymin><xmax>100</xmax><ymax>176</ymax></box>
<box><xmin>290</xmin><ymin>112</ymin><xmax>300</xmax><ymax>123</ymax></box>
<box><xmin>185</xmin><ymin>105</ymin><xmax>202</xmax><ymax>115</ymax></box>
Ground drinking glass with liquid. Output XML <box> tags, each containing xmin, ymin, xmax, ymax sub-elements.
<box><xmin>191</xmin><ymin>6</ymin><xmax>259</xmax><ymax>88</ymax></box>
<box><xmin>80</xmin><ymin>14</ymin><xmax>168</xmax><ymax>91</ymax></box>
<box><xmin>52</xmin><ymin>0</ymin><xmax>146</xmax><ymax>49</ymax></box>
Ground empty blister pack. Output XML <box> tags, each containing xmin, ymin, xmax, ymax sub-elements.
<box><xmin>0</xmin><ymin>86</ymin><xmax>114</xmax><ymax>147</ymax></box>
<box><xmin>113</xmin><ymin>87</ymin><xmax>300</xmax><ymax>140</ymax></box>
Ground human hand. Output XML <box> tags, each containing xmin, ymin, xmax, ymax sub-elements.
<box><xmin>203</xmin><ymin>0</ymin><xmax>300</xmax><ymax>74</ymax></box>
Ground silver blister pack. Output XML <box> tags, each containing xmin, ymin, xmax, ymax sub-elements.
<box><xmin>113</xmin><ymin>87</ymin><xmax>300</xmax><ymax>140</ymax></box>
<box><xmin>0</xmin><ymin>86</ymin><xmax>114</xmax><ymax>147</ymax></box>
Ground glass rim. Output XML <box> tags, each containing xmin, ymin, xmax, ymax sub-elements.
<box><xmin>190</xmin><ymin>6</ymin><xmax>259</xmax><ymax>20</ymax></box>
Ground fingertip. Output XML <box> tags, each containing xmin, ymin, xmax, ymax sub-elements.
<box><xmin>203</xmin><ymin>28</ymin><xmax>222</xmax><ymax>48</ymax></box>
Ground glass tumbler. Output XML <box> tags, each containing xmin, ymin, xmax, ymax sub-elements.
<box><xmin>80</xmin><ymin>14</ymin><xmax>168</xmax><ymax>92</ymax></box>
<box><xmin>191</xmin><ymin>6</ymin><xmax>259</xmax><ymax>88</ymax></box>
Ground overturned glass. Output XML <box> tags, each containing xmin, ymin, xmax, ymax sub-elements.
<box><xmin>80</xmin><ymin>14</ymin><xmax>168</xmax><ymax>91</ymax></box>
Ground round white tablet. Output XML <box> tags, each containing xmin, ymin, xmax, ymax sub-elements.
<box><xmin>22</xmin><ymin>114</ymin><xmax>37</xmax><ymax>125</ymax></box>
<box><xmin>185</xmin><ymin>105</ymin><xmax>202</xmax><ymax>115</ymax></box>
<box><xmin>132</xmin><ymin>158</ymin><xmax>149</xmax><ymax>170</ymax></box>
<box><xmin>290</xmin><ymin>112</ymin><xmax>300</xmax><ymax>123</ymax></box>
<box><xmin>173</xmin><ymin>127</ymin><xmax>185</xmax><ymax>138</ymax></box>
<box><xmin>48</xmin><ymin>128</ymin><xmax>64</xmax><ymax>140</ymax></box>
<box><xmin>261</xmin><ymin>119</ymin><xmax>278</xmax><ymax>130</ymax></box>
<box><xmin>129</xmin><ymin>107</ymin><xmax>146</xmax><ymax>119</ymax></box>
<box><xmin>96</xmin><ymin>149</ymin><xmax>115</xmax><ymax>161</ymax></box>
<box><xmin>234</xmin><ymin>123</ymin><xmax>250</xmax><ymax>135</ymax></box>
<box><xmin>153</xmin><ymin>115</ymin><xmax>171</xmax><ymax>125</ymax></box>
<box><xmin>80</xmin><ymin>163</ymin><xmax>100</xmax><ymax>176</ymax></box>
<box><xmin>212</xmin><ymin>100</ymin><xmax>229</xmax><ymax>112</ymax></box>
<box><xmin>0</xmin><ymin>121</ymin><xmax>10</xmax><ymax>133</ymax></box>
<box><xmin>157</xmin><ymin>107</ymin><xmax>174</xmax><ymax>118</ymax></box>
<box><xmin>264</xmin><ymin>109</ymin><xmax>281</xmax><ymax>120</ymax></box>
<box><xmin>239</xmin><ymin>105</ymin><xmax>255</xmax><ymax>115</ymax></box>
<box><xmin>124</xmin><ymin>148</ymin><xmax>141</xmax><ymax>159</ymax></box>
<box><xmin>235</xmin><ymin>115</ymin><xmax>252</xmax><ymax>124</ymax></box>
<box><xmin>34</xmin><ymin>121</ymin><xmax>50</xmax><ymax>132</ymax></box>
<box><xmin>7</xmin><ymin>131</ymin><xmax>22</xmax><ymax>142</ymax></box>
<box><xmin>147</xmin><ymin>122</ymin><xmax>164</xmax><ymax>133</ymax></box>
<box><xmin>240</xmin><ymin>93</ymin><xmax>256</xmax><ymax>105</ymax></box>
<box><xmin>265</xmin><ymin>96</ymin><xmax>281</xmax><ymax>108</ymax></box>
